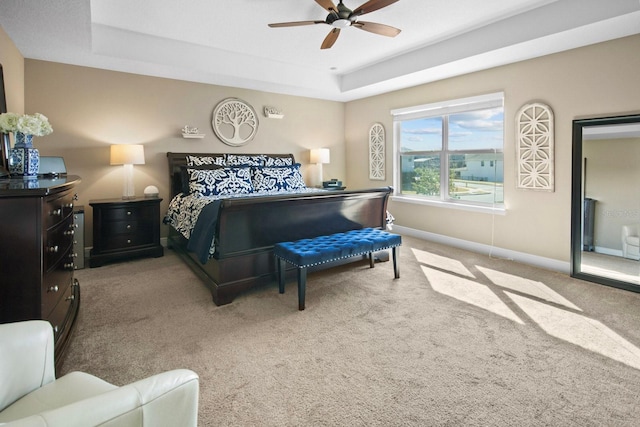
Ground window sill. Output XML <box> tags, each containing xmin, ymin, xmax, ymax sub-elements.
<box><xmin>391</xmin><ymin>194</ymin><xmax>506</xmax><ymax>215</ymax></box>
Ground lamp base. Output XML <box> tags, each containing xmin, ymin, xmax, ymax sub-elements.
<box><xmin>122</xmin><ymin>164</ymin><xmax>136</xmax><ymax>199</ymax></box>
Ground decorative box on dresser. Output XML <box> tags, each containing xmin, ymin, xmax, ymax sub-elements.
<box><xmin>0</xmin><ymin>175</ymin><xmax>81</xmax><ymax>372</ymax></box>
<box><xmin>89</xmin><ymin>197</ymin><xmax>163</xmax><ymax>267</ymax></box>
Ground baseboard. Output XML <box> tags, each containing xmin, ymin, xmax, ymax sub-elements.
<box><xmin>392</xmin><ymin>225</ymin><xmax>570</xmax><ymax>274</ymax></box>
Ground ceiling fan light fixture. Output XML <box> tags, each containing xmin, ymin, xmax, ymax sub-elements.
<box><xmin>269</xmin><ymin>0</ymin><xmax>402</xmax><ymax>49</ymax></box>
<box><xmin>332</xmin><ymin>18</ymin><xmax>352</xmax><ymax>28</ymax></box>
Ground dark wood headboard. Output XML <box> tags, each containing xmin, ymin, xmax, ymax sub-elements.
<box><xmin>166</xmin><ymin>152</ymin><xmax>295</xmax><ymax>198</ymax></box>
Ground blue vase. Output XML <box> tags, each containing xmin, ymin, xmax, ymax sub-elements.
<box><xmin>9</xmin><ymin>132</ymin><xmax>39</xmax><ymax>178</ymax></box>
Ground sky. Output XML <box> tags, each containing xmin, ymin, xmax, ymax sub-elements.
<box><xmin>401</xmin><ymin>107</ymin><xmax>504</xmax><ymax>152</ymax></box>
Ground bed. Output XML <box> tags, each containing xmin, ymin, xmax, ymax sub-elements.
<box><xmin>165</xmin><ymin>152</ymin><xmax>393</xmax><ymax>306</ymax></box>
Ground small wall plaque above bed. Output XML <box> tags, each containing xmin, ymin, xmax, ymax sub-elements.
<box><xmin>212</xmin><ymin>98</ymin><xmax>259</xmax><ymax>146</ymax></box>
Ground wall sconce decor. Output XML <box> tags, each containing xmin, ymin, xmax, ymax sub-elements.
<box><xmin>369</xmin><ymin>123</ymin><xmax>385</xmax><ymax>180</ymax></box>
<box><xmin>310</xmin><ymin>148</ymin><xmax>330</xmax><ymax>187</ymax></box>
<box><xmin>212</xmin><ymin>98</ymin><xmax>259</xmax><ymax>146</ymax></box>
<box><xmin>516</xmin><ymin>102</ymin><xmax>554</xmax><ymax>191</ymax></box>
<box><xmin>110</xmin><ymin>144</ymin><xmax>145</xmax><ymax>199</ymax></box>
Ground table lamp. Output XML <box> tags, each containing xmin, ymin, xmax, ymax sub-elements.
<box><xmin>110</xmin><ymin>144</ymin><xmax>145</xmax><ymax>199</ymax></box>
<box><xmin>310</xmin><ymin>148</ymin><xmax>330</xmax><ymax>187</ymax></box>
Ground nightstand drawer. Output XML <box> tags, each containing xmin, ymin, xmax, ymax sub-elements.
<box><xmin>99</xmin><ymin>229</ymin><xmax>154</xmax><ymax>250</ymax></box>
<box><xmin>102</xmin><ymin>205</ymin><xmax>155</xmax><ymax>221</ymax></box>
<box><xmin>102</xmin><ymin>219</ymin><xmax>148</xmax><ymax>236</ymax></box>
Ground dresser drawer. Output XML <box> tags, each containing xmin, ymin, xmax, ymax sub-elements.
<box><xmin>47</xmin><ymin>279</ymin><xmax>78</xmax><ymax>342</ymax></box>
<box><xmin>45</xmin><ymin>216</ymin><xmax>75</xmax><ymax>271</ymax></box>
<box><xmin>42</xmin><ymin>261</ymin><xmax>74</xmax><ymax>317</ymax></box>
<box><xmin>44</xmin><ymin>189</ymin><xmax>76</xmax><ymax>230</ymax></box>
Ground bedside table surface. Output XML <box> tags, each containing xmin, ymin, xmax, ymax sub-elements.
<box><xmin>89</xmin><ymin>197</ymin><xmax>162</xmax><ymax>205</ymax></box>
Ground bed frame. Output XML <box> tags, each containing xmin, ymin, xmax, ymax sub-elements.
<box><xmin>166</xmin><ymin>152</ymin><xmax>393</xmax><ymax>306</ymax></box>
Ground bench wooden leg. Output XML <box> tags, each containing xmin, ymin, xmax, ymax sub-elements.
<box><xmin>369</xmin><ymin>252</ymin><xmax>374</xmax><ymax>268</ymax></box>
<box><xmin>392</xmin><ymin>246</ymin><xmax>400</xmax><ymax>279</ymax></box>
<box><xmin>278</xmin><ymin>258</ymin><xmax>286</xmax><ymax>294</ymax></box>
<box><xmin>298</xmin><ymin>267</ymin><xmax>307</xmax><ymax>310</ymax></box>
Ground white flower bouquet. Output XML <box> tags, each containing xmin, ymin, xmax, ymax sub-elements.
<box><xmin>0</xmin><ymin>112</ymin><xmax>53</xmax><ymax>136</ymax></box>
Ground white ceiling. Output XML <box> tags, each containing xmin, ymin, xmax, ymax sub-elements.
<box><xmin>1</xmin><ymin>0</ymin><xmax>640</xmax><ymax>102</ymax></box>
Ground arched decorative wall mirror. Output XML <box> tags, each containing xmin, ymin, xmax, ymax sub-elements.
<box><xmin>571</xmin><ymin>113</ymin><xmax>640</xmax><ymax>292</ymax></box>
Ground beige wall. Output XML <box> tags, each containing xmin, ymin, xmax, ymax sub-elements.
<box><xmin>345</xmin><ymin>34</ymin><xmax>640</xmax><ymax>263</ymax></box>
<box><xmin>24</xmin><ymin>61</ymin><xmax>345</xmax><ymax>245</ymax></box>
<box><xmin>0</xmin><ymin>25</ymin><xmax>24</xmax><ymax>113</ymax></box>
<box><xmin>584</xmin><ymin>137</ymin><xmax>640</xmax><ymax>252</ymax></box>
<box><xmin>18</xmin><ymin>33</ymin><xmax>640</xmax><ymax>263</ymax></box>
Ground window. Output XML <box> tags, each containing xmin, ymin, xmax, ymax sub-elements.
<box><xmin>392</xmin><ymin>93</ymin><xmax>504</xmax><ymax>208</ymax></box>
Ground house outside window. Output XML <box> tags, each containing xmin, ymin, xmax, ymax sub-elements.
<box><xmin>392</xmin><ymin>93</ymin><xmax>504</xmax><ymax>209</ymax></box>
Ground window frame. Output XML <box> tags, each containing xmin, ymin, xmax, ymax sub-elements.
<box><xmin>391</xmin><ymin>92</ymin><xmax>505</xmax><ymax>213</ymax></box>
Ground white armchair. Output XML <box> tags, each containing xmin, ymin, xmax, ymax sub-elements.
<box><xmin>622</xmin><ymin>224</ymin><xmax>640</xmax><ymax>260</ymax></box>
<box><xmin>0</xmin><ymin>321</ymin><xmax>199</xmax><ymax>427</ymax></box>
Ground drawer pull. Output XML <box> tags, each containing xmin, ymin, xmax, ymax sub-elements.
<box><xmin>48</xmin><ymin>245</ymin><xmax>59</xmax><ymax>253</ymax></box>
<box><xmin>50</xmin><ymin>208</ymin><xmax>62</xmax><ymax>216</ymax></box>
<box><xmin>64</xmin><ymin>262</ymin><xmax>74</xmax><ymax>269</ymax></box>
<box><xmin>64</xmin><ymin>203</ymin><xmax>74</xmax><ymax>209</ymax></box>
<box><xmin>64</xmin><ymin>229</ymin><xmax>75</xmax><ymax>236</ymax></box>
<box><xmin>48</xmin><ymin>285</ymin><xmax>59</xmax><ymax>293</ymax></box>
<box><xmin>127</xmin><ymin>211</ymin><xmax>132</xmax><ymax>216</ymax></box>
<box><xmin>127</xmin><ymin>239</ymin><xmax>132</xmax><ymax>244</ymax></box>
<box><xmin>66</xmin><ymin>294</ymin><xmax>75</xmax><ymax>302</ymax></box>
<box><xmin>126</xmin><ymin>224</ymin><xmax>132</xmax><ymax>230</ymax></box>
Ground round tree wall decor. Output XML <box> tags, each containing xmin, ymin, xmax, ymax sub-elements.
<box><xmin>212</xmin><ymin>98</ymin><xmax>259</xmax><ymax>146</ymax></box>
<box><xmin>369</xmin><ymin>123</ymin><xmax>385</xmax><ymax>180</ymax></box>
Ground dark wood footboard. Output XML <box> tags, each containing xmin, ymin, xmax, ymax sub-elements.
<box><xmin>166</xmin><ymin>152</ymin><xmax>392</xmax><ymax>306</ymax></box>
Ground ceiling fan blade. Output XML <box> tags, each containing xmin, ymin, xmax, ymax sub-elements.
<box><xmin>321</xmin><ymin>28</ymin><xmax>341</xmax><ymax>49</ymax></box>
<box><xmin>352</xmin><ymin>21</ymin><xmax>401</xmax><ymax>37</ymax></box>
<box><xmin>352</xmin><ymin>0</ymin><xmax>399</xmax><ymax>16</ymax></box>
<box><xmin>268</xmin><ymin>20</ymin><xmax>325</xmax><ymax>28</ymax></box>
<box><xmin>315</xmin><ymin>0</ymin><xmax>337</xmax><ymax>13</ymax></box>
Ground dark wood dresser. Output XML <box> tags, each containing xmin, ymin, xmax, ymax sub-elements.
<box><xmin>89</xmin><ymin>197</ymin><xmax>163</xmax><ymax>267</ymax></box>
<box><xmin>0</xmin><ymin>175</ymin><xmax>81</xmax><ymax>372</ymax></box>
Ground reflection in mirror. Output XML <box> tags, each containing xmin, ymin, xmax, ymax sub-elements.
<box><xmin>571</xmin><ymin>114</ymin><xmax>640</xmax><ymax>292</ymax></box>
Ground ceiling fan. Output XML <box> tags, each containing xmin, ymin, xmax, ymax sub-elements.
<box><xmin>268</xmin><ymin>0</ymin><xmax>401</xmax><ymax>49</ymax></box>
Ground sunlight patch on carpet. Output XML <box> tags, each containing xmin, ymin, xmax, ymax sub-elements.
<box><xmin>506</xmin><ymin>292</ymin><xmax>640</xmax><ymax>370</ymax></box>
<box><xmin>412</xmin><ymin>248</ymin><xmax>475</xmax><ymax>278</ymax></box>
<box><xmin>476</xmin><ymin>266</ymin><xmax>582</xmax><ymax>311</ymax></box>
<box><xmin>421</xmin><ymin>265</ymin><xmax>523</xmax><ymax>324</ymax></box>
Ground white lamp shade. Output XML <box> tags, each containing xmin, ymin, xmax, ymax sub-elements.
<box><xmin>110</xmin><ymin>144</ymin><xmax>145</xmax><ymax>165</ymax></box>
<box><xmin>310</xmin><ymin>148</ymin><xmax>330</xmax><ymax>164</ymax></box>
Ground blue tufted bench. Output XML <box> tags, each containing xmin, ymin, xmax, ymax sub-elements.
<box><xmin>273</xmin><ymin>228</ymin><xmax>401</xmax><ymax>310</ymax></box>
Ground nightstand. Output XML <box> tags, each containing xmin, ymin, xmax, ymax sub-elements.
<box><xmin>89</xmin><ymin>197</ymin><xmax>163</xmax><ymax>267</ymax></box>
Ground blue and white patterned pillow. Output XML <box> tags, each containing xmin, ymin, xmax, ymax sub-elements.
<box><xmin>188</xmin><ymin>167</ymin><xmax>254</xmax><ymax>196</ymax></box>
<box><xmin>226</xmin><ymin>154</ymin><xmax>266</xmax><ymax>167</ymax></box>
<box><xmin>186</xmin><ymin>155</ymin><xmax>226</xmax><ymax>166</ymax></box>
<box><xmin>251</xmin><ymin>164</ymin><xmax>306</xmax><ymax>192</ymax></box>
<box><xmin>265</xmin><ymin>156</ymin><xmax>293</xmax><ymax>167</ymax></box>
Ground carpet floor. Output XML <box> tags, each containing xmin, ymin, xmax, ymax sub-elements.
<box><xmin>61</xmin><ymin>235</ymin><xmax>640</xmax><ymax>426</ymax></box>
